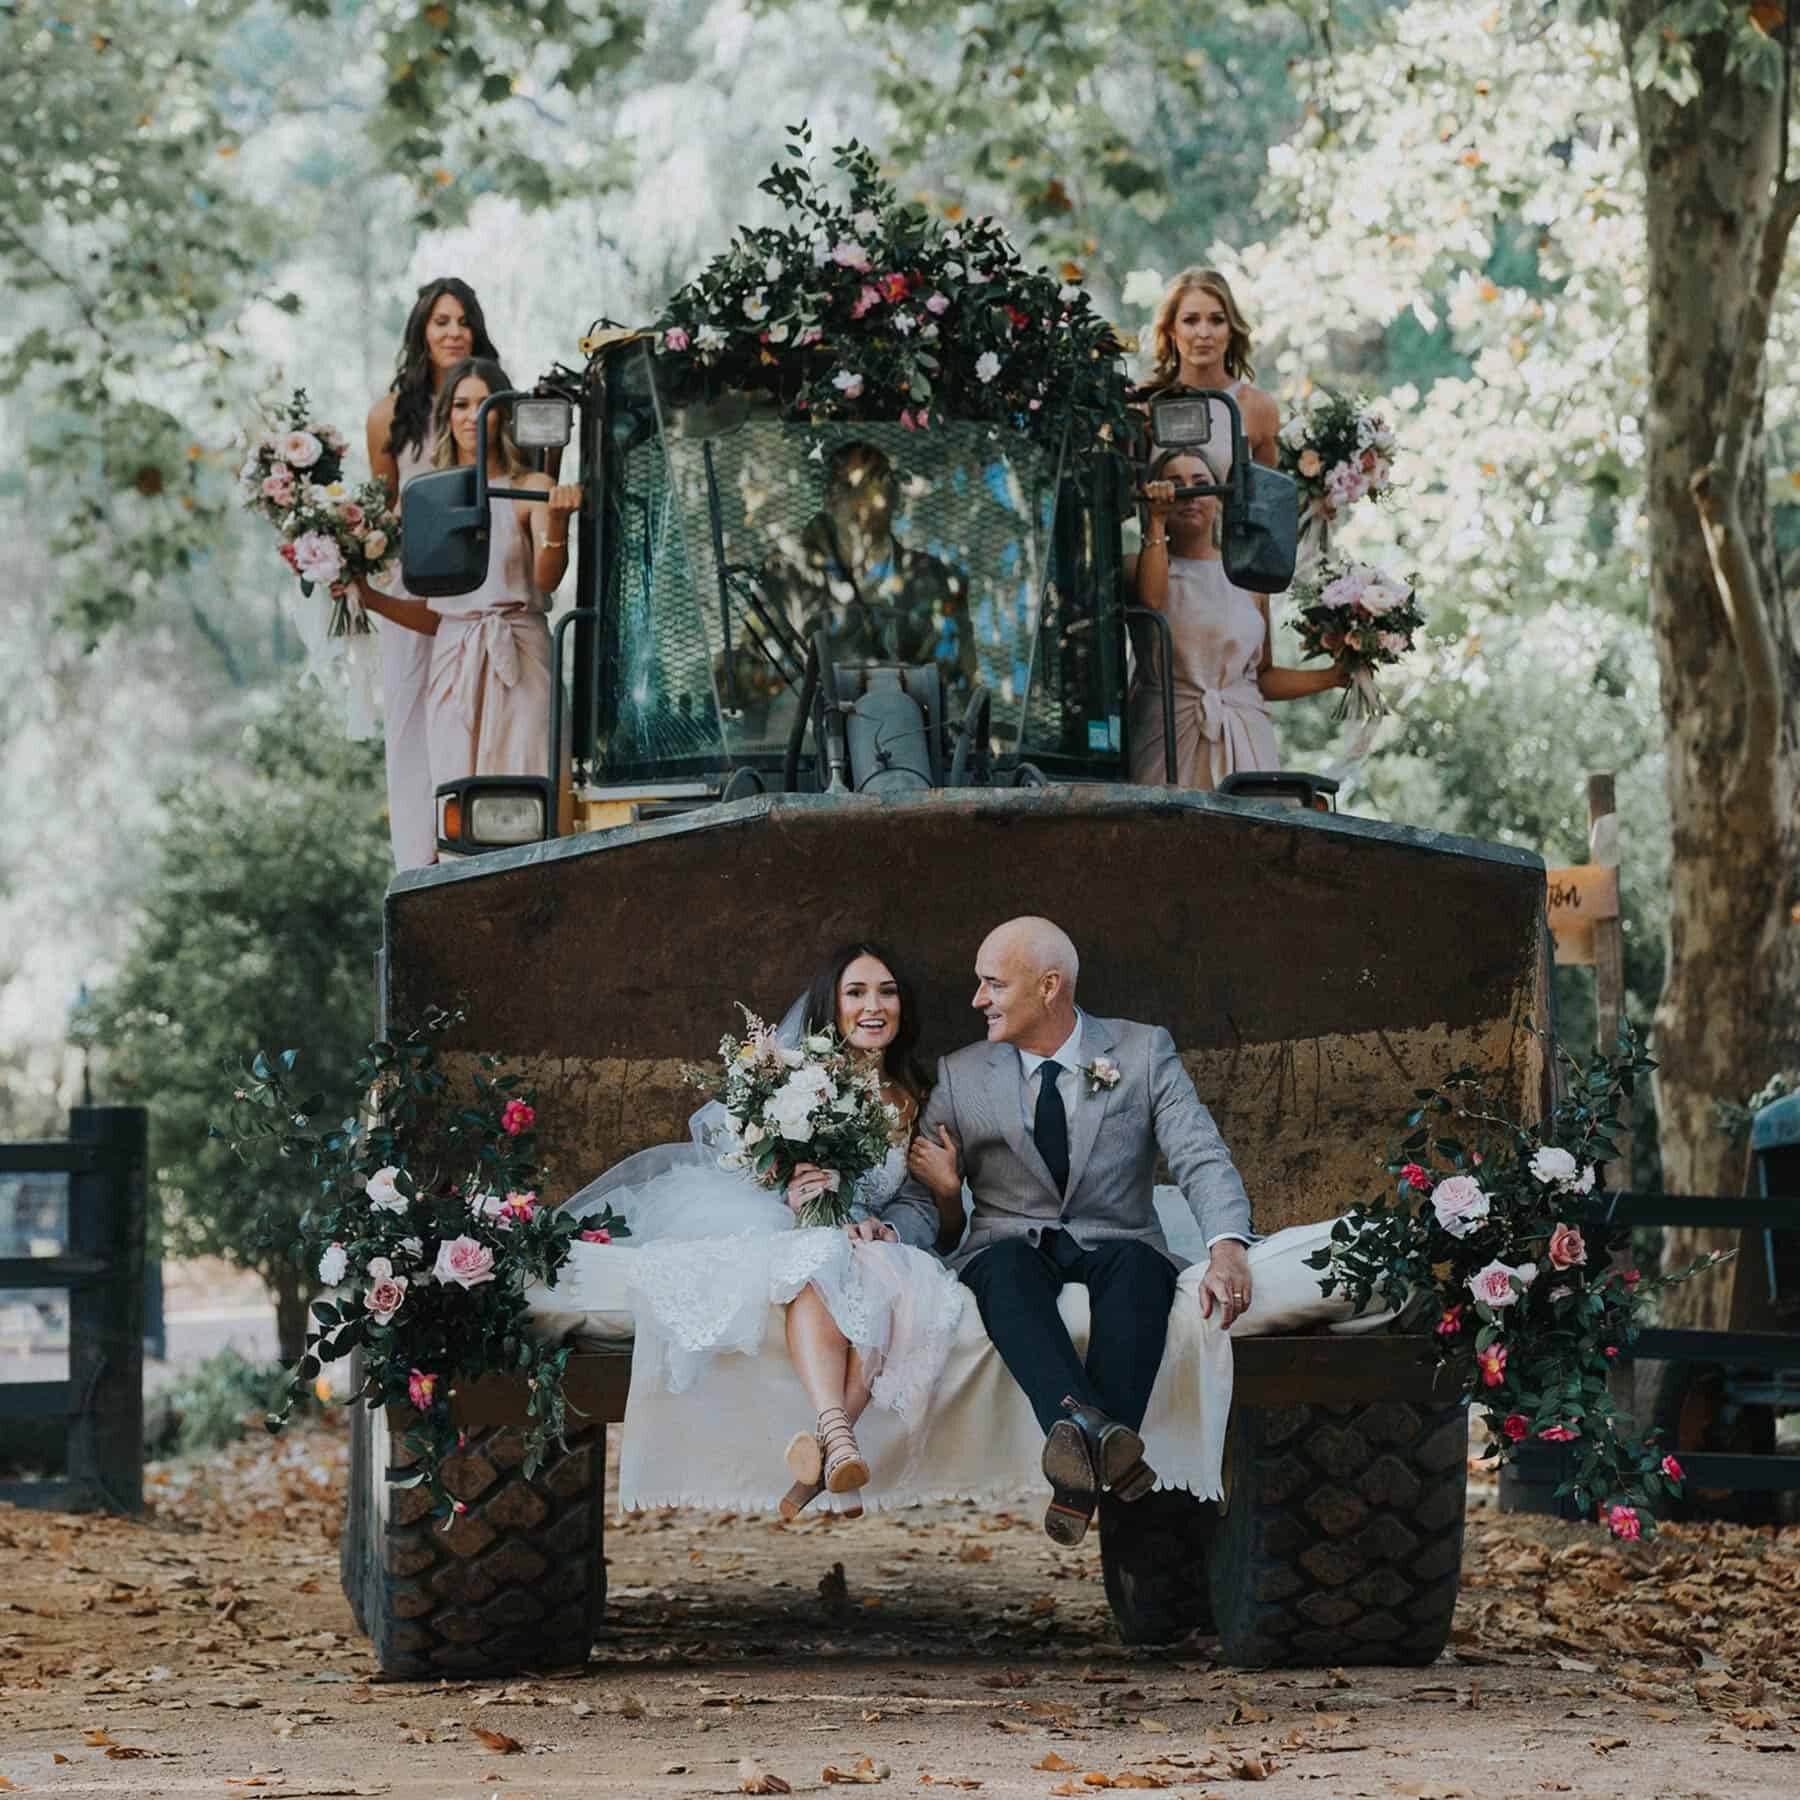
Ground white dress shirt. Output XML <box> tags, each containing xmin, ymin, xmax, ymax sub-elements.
<box><xmin>1019</xmin><ymin>1010</ymin><xmax>1247</xmax><ymax>1252</ymax></box>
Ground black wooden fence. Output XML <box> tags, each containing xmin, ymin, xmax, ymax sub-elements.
<box><xmin>0</xmin><ymin>1107</ymin><xmax>147</xmax><ymax>1513</ymax></box>
<box><xmin>1503</xmin><ymin>1189</ymin><xmax>1800</xmax><ymax>1517</ymax></box>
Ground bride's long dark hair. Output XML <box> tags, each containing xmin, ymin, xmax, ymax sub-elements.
<box><xmin>801</xmin><ymin>941</ymin><xmax>932</xmax><ymax>1103</ymax></box>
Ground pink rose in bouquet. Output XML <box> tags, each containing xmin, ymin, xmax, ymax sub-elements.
<box><xmin>1546</xmin><ymin>1222</ymin><xmax>1587</xmax><ymax>1269</ymax></box>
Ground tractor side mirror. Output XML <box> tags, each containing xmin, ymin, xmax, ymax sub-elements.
<box><xmin>400</xmin><ymin>466</ymin><xmax>491</xmax><ymax>598</ymax></box>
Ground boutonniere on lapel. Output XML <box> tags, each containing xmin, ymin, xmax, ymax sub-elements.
<box><xmin>1081</xmin><ymin>1057</ymin><xmax>1121</xmax><ymax>1094</ymax></box>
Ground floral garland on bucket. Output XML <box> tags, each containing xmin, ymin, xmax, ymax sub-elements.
<box><xmin>1309</xmin><ymin>1035</ymin><xmax>1729</xmax><ymax>1538</ymax></box>
<box><xmin>214</xmin><ymin>1007</ymin><xmax>627</xmax><ymax>1520</ymax></box>
<box><xmin>652</xmin><ymin>125</ymin><xmax>1132</xmax><ymax>456</ymax></box>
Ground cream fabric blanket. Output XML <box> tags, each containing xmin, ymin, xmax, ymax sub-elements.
<box><xmin>526</xmin><ymin>1208</ymin><xmax>1394</xmax><ymax>1516</ymax></box>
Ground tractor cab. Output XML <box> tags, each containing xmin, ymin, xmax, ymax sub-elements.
<box><xmin>401</xmin><ymin>338</ymin><xmax>1300</xmax><ymax>854</ymax></box>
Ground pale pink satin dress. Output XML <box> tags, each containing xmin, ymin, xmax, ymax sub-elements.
<box><xmin>377</xmin><ymin>439</ymin><xmax>438</xmax><ymax>871</ymax></box>
<box><xmin>1128</xmin><ymin>553</ymin><xmax>1278</xmax><ymax>789</ymax></box>
<box><xmin>425</xmin><ymin>495</ymin><xmax>552</xmax><ymax>792</ymax></box>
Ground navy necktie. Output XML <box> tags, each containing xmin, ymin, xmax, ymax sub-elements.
<box><xmin>1034</xmin><ymin>1059</ymin><xmax>1070</xmax><ymax>1193</ymax></box>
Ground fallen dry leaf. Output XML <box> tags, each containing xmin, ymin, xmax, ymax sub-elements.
<box><xmin>103</xmin><ymin>1746</ymin><xmax>156</xmax><ymax>1760</ymax></box>
<box><xmin>822</xmin><ymin>1755</ymin><xmax>890</xmax><ymax>1784</ymax></box>
<box><xmin>1114</xmin><ymin>1777</ymin><xmax>1169</xmax><ymax>1791</ymax></box>
<box><xmin>1036</xmin><ymin>1753</ymin><xmax>1078</xmax><ymax>1772</ymax></box>
<box><xmin>1227</xmin><ymin>1752</ymin><xmax>1271</xmax><ymax>1781</ymax></box>
<box><xmin>1227</xmin><ymin>1702</ymin><xmax>1272</xmax><ymax>1725</ymax></box>
<box><xmin>474</xmin><ymin>1726</ymin><xmax>524</xmax><ymax>1754</ymax></box>
<box><xmin>1590</xmin><ymin>1737</ymin><xmax>1629</xmax><ymax>1754</ymax></box>
<box><xmin>739</xmin><ymin>1758</ymin><xmax>794</xmax><ymax>1795</ymax></box>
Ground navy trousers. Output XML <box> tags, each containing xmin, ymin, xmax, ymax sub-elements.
<box><xmin>960</xmin><ymin>1229</ymin><xmax>1178</xmax><ymax>1435</ymax></box>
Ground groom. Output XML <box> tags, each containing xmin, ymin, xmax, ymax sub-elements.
<box><xmin>889</xmin><ymin>916</ymin><xmax>1255</xmax><ymax>1545</ymax></box>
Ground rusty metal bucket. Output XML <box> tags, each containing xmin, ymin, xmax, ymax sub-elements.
<box><xmin>384</xmin><ymin>787</ymin><xmax>1550</xmax><ymax>1234</ymax></box>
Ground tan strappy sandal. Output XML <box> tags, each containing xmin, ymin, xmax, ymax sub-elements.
<box><xmin>780</xmin><ymin>1429</ymin><xmax>862</xmax><ymax>1521</ymax></box>
<box><xmin>817</xmin><ymin>1405</ymin><xmax>870</xmax><ymax>1495</ymax></box>
<box><xmin>778</xmin><ymin>1475</ymin><xmax>863</xmax><ymax>1521</ymax></box>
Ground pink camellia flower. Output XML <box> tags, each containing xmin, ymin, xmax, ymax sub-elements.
<box><xmin>1547</xmin><ymin>1222</ymin><xmax>1587</xmax><ymax>1269</ymax></box>
<box><xmin>292</xmin><ymin>530</ymin><xmax>344</xmax><ymax>587</ymax></box>
<box><xmin>580</xmin><ymin>1227</ymin><xmax>612</xmax><ymax>1245</ymax></box>
<box><xmin>433</xmin><ymin>1234</ymin><xmax>497</xmax><ymax>1290</ymax></box>
<box><xmin>924</xmin><ymin>292</ymin><xmax>950</xmax><ymax>315</ymax></box>
<box><xmin>1502</xmin><ymin>1413</ymin><xmax>1529</xmax><ymax>1442</ymax></box>
<box><xmin>408</xmin><ymin>1368</ymin><xmax>438</xmax><ymax>1411</ymax></box>
<box><xmin>663</xmin><ymin>326</ymin><xmax>691</xmax><ymax>351</ymax></box>
<box><xmin>1468</xmin><ymin>1259</ymin><xmax>1529</xmax><ymax>1309</ymax></box>
<box><xmin>831</xmin><ymin>240</ymin><xmax>872</xmax><ymax>272</ymax></box>
<box><xmin>1621</xmin><ymin>1267</ymin><xmax>1640</xmax><ymax>1286</ymax></box>
<box><xmin>1400</xmin><ymin>1161</ymin><xmax>1432</xmax><ymax>1192</ymax></box>
<box><xmin>1434</xmin><ymin>1304</ymin><xmax>1464</xmax><ymax>1339</ymax></box>
<box><xmin>500</xmin><ymin>1098</ymin><xmax>535</xmax><ymax>1136</ymax></box>
<box><xmin>1607</xmin><ymin>1503</ymin><xmax>1641</xmax><ymax>1541</ymax></box>
<box><xmin>1538</xmin><ymin>1423</ymin><xmax>1581</xmax><ymax>1443</ymax></box>
<box><xmin>1661</xmin><ymin>1454</ymin><xmax>1683</xmax><ymax>1481</ymax></box>
<box><xmin>262</xmin><ymin>467</ymin><xmax>294</xmax><ymax>503</ymax></box>
<box><xmin>1476</xmin><ymin>1342</ymin><xmax>1508</xmax><ymax>1388</ymax></box>
<box><xmin>1431</xmin><ymin>1174</ymin><xmax>1490</xmax><ymax>1239</ymax></box>
<box><xmin>498</xmin><ymin>1190</ymin><xmax>538</xmax><ymax>1226</ymax></box>
<box><xmin>365</xmin><ymin>1275</ymin><xmax>408</xmax><ymax>1325</ymax></box>
<box><xmin>1603</xmin><ymin>1345</ymin><xmax>1619</xmax><ymax>1359</ymax></box>
<box><xmin>878</xmin><ymin>272</ymin><xmax>909</xmax><ymax>303</ymax></box>
<box><xmin>851</xmin><ymin>285</ymin><xmax>883</xmax><ymax>320</ymax></box>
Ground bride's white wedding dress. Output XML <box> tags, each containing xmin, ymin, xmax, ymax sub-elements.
<box><xmin>555</xmin><ymin>1143</ymin><xmax>964</xmax><ymax>1433</ymax></box>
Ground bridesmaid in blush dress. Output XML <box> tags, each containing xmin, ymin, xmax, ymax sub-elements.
<box><xmin>359</xmin><ymin>357</ymin><xmax>577</xmax><ymax>796</ymax></box>
<box><xmin>365</xmin><ymin>278</ymin><xmax>503</xmax><ymax>868</ymax></box>
<box><xmin>1127</xmin><ymin>450</ymin><xmax>1346</xmax><ymax>788</ymax></box>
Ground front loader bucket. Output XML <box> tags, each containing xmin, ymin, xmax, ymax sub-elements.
<box><xmin>384</xmin><ymin>789</ymin><xmax>1548</xmax><ymax>1232</ymax></box>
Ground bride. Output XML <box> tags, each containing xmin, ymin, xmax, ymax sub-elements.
<box><xmin>557</xmin><ymin>941</ymin><xmax>966</xmax><ymax>1519</ymax></box>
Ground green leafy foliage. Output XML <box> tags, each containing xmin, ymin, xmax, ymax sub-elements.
<box><xmin>86</xmin><ymin>685</ymin><xmax>389</xmax><ymax>1349</ymax></box>
<box><xmin>1309</xmin><ymin>1031</ymin><xmax>1732</xmax><ymax>1535</ymax></box>
<box><xmin>147</xmin><ymin>1347</ymin><xmax>297</xmax><ymax>1458</ymax></box>
<box><xmin>212</xmin><ymin>1007</ymin><xmax>628</xmax><ymax>1517</ymax></box>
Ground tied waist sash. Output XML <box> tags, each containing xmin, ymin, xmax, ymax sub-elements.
<box><xmin>435</xmin><ymin>605</ymin><xmax>535</xmax><ymax>730</ymax></box>
<box><xmin>1136</xmin><ymin>671</ymin><xmax>1265</xmax><ymax>743</ymax></box>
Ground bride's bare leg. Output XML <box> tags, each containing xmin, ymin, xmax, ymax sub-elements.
<box><xmin>785</xmin><ymin>1285</ymin><xmax>852</xmax><ymax>1416</ymax></box>
<box><xmin>781</xmin><ymin>1287</ymin><xmax>871</xmax><ymax>1511</ymax></box>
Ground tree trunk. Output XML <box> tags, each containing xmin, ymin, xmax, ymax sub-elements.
<box><xmin>1620</xmin><ymin>12</ymin><xmax>1800</xmax><ymax>1327</ymax></box>
<box><xmin>271</xmin><ymin>1263</ymin><xmax>312</xmax><ymax>1366</ymax></box>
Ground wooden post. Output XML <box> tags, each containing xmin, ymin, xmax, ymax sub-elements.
<box><xmin>1587</xmin><ymin>774</ymin><xmax>1631</xmax><ymax>1181</ymax></box>
<box><xmin>64</xmin><ymin>1107</ymin><xmax>146</xmax><ymax>1513</ymax></box>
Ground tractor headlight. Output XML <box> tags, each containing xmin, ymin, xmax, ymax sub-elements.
<box><xmin>436</xmin><ymin>777</ymin><xmax>551</xmax><ymax>854</ymax></box>
<box><xmin>513</xmin><ymin>397</ymin><xmax>574</xmax><ymax>449</ymax></box>
<box><xmin>1149</xmin><ymin>395</ymin><xmax>1216</xmax><ymax>451</ymax></box>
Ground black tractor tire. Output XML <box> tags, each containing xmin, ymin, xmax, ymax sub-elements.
<box><xmin>1100</xmin><ymin>1487</ymin><xmax>1218</xmax><ymax>1645</ymax></box>
<box><xmin>1207</xmin><ymin>1399</ymin><xmax>1467</xmax><ymax>1669</ymax></box>
<box><xmin>353</xmin><ymin>1406</ymin><xmax>606</xmax><ymax>1676</ymax></box>
<box><xmin>340</xmin><ymin>1393</ymin><xmax>374</xmax><ymax>1637</ymax></box>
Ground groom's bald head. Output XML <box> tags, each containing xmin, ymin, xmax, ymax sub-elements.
<box><xmin>974</xmin><ymin>916</ymin><xmax>1080</xmax><ymax>1053</ymax></box>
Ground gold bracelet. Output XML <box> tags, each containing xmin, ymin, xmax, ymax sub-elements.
<box><xmin>1143</xmin><ymin>535</ymin><xmax>1169</xmax><ymax>549</ymax></box>
<box><xmin>543</xmin><ymin>537</ymin><xmax>566</xmax><ymax>549</ymax></box>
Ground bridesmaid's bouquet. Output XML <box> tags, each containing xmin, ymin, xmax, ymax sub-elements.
<box><xmin>1278</xmin><ymin>390</ymin><xmax>1398</xmax><ymax>532</ymax></box>
<box><xmin>239</xmin><ymin>390</ymin><xmax>399</xmax><ymax>638</ymax></box>
<box><xmin>686</xmin><ymin>1008</ymin><xmax>901</xmax><ymax>1227</ymax></box>
<box><xmin>1290</xmin><ymin>556</ymin><xmax>1424</xmax><ymax>723</ymax></box>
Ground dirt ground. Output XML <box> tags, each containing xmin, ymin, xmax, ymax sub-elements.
<box><xmin>1</xmin><ymin>1416</ymin><xmax>1796</xmax><ymax>1800</ymax></box>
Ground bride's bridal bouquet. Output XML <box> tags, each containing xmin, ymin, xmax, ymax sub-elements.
<box><xmin>1278</xmin><ymin>390</ymin><xmax>1398</xmax><ymax>533</ymax></box>
<box><xmin>239</xmin><ymin>390</ymin><xmax>399</xmax><ymax>638</ymax></box>
<box><xmin>1289</xmin><ymin>556</ymin><xmax>1424</xmax><ymax>724</ymax></box>
<box><xmin>686</xmin><ymin>1009</ymin><xmax>901</xmax><ymax>1227</ymax></box>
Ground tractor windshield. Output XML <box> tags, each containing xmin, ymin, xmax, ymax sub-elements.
<box><xmin>580</xmin><ymin>341</ymin><xmax>1125</xmax><ymax>787</ymax></box>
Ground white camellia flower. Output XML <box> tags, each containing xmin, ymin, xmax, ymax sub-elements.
<box><xmin>398</xmin><ymin>1236</ymin><xmax>423</xmax><ymax>1263</ymax></box>
<box><xmin>365</xmin><ymin>1166</ymin><xmax>407</xmax><ymax>1213</ymax></box>
<box><xmin>744</xmin><ymin>290</ymin><xmax>770</xmax><ymax>321</ymax></box>
<box><xmin>975</xmin><ymin>351</ymin><xmax>1002</xmax><ymax>385</ymax></box>
<box><xmin>852</xmin><ymin>207</ymin><xmax>878</xmax><ymax>236</ymax></box>
<box><xmin>366</xmin><ymin>1256</ymin><xmax>394</xmax><ymax>1282</ymax></box>
<box><xmin>831</xmin><ymin>369</ymin><xmax>865</xmax><ymax>399</ymax></box>
<box><xmin>317</xmin><ymin>1242</ymin><xmax>349</xmax><ymax>1285</ymax></box>
<box><xmin>1529</xmin><ymin>1145</ymin><xmax>1581</xmax><ymax>1187</ymax></box>
<box><xmin>765</xmin><ymin>254</ymin><xmax>784</xmax><ymax>283</ymax></box>
<box><xmin>804</xmin><ymin>1033</ymin><xmax>833</xmax><ymax>1053</ymax></box>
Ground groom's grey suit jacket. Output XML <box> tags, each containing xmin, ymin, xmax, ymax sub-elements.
<box><xmin>885</xmin><ymin>1015</ymin><xmax>1253</xmax><ymax>1274</ymax></box>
